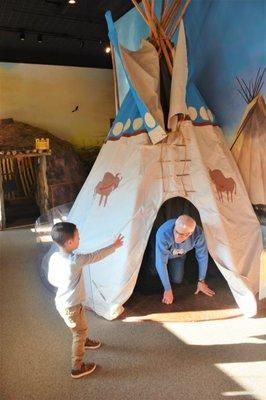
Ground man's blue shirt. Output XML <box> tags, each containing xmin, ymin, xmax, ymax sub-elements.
<box><xmin>155</xmin><ymin>219</ymin><xmax>208</xmax><ymax>290</ymax></box>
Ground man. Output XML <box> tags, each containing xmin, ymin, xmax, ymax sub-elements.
<box><xmin>155</xmin><ymin>215</ymin><xmax>215</xmax><ymax>305</ymax></box>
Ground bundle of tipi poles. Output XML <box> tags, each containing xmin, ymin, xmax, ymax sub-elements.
<box><xmin>236</xmin><ymin>67</ymin><xmax>266</xmax><ymax>104</ymax></box>
<box><xmin>131</xmin><ymin>0</ymin><xmax>190</xmax><ymax>74</ymax></box>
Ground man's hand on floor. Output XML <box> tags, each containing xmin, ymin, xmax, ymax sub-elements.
<box><xmin>162</xmin><ymin>289</ymin><xmax>174</xmax><ymax>304</ymax></box>
<box><xmin>194</xmin><ymin>281</ymin><xmax>215</xmax><ymax>296</ymax></box>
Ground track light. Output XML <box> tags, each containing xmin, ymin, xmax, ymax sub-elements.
<box><xmin>99</xmin><ymin>40</ymin><xmax>111</xmax><ymax>54</ymax></box>
<box><xmin>20</xmin><ymin>32</ymin><xmax>25</xmax><ymax>41</ymax></box>
<box><xmin>37</xmin><ymin>34</ymin><xmax>43</xmax><ymax>43</ymax></box>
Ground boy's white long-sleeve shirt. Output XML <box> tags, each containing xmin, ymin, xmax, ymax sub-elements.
<box><xmin>48</xmin><ymin>244</ymin><xmax>115</xmax><ymax>310</ymax></box>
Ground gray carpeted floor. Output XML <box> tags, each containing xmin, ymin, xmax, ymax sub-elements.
<box><xmin>1</xmin><ymin>227</ymin><xmax>266</xmax><ymax>400</ymax></box>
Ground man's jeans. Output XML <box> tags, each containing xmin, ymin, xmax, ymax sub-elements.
<box><xmin>168</xmin><ymin>255</ymin><xmax>186</xmax><ymax>284</ymax></box>
<box><xmin>58</xmin><ymin>304</ymin><xmax>88</xmax><ymax>370</ymax></box>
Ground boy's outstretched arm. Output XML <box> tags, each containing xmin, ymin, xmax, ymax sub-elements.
<box><xmin>77</xmin><ymin>234</ymin><xmax>124</xmax><ymax>267</ymax></box>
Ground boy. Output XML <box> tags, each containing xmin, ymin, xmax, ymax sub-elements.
<box><xmin>48</xmin><ymin>222</ymin><xmax>124</xmax><ymax>379</ymax></box>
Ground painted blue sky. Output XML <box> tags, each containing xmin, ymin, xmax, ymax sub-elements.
<box><xmin>115</xmin><ymin>0</ymin><xmax>266</xmax><ymax>143</ymax></box>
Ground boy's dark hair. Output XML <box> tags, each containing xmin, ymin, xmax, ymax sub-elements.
<box><xmin>51</xmin><ymin>222</ymin><xmax>77</xmax><ymax>246</ymax></box>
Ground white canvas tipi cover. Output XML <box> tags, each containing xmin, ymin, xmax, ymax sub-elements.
<box><xmin>66</xmin><ymin>14</ymin><xmax>263</xmax><ymax>320</ymax></box>
<box><xmin>231</xmin><ymin>94</ymin><xmax>266</xmax><ymax>206</ymax></box>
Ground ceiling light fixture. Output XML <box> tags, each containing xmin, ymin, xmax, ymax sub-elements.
<box><xmin>68</xmin><ymin>0</ymin><xmax>76</xmax><ymax>4</ymax></box>
<box><xmin>105</xmin><ymin>46</ymin><xmax>111</xmax><ymax>54</ymax></box>
<box><xmin>20</xmin><ymin>32</ymin><xmax>25</xmax><ymax>41</ymax></box>
<box><xmin>37</xmin><ymin>34</ymin><xmax>43</xmax><ymax>43</ymax></box>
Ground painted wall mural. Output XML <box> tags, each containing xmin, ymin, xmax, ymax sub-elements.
<box><xmin>0</xmin><ymin>62</ymin><xmax>115</xmax><ymax>148</ymax></box>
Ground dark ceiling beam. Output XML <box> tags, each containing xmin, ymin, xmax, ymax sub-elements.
<box><xmin>0</xmin><ymin>26</ymin><xmax>105</xmax><ymax>44</ymax></box>
<box><xmin>11</xmin><ymin>8</ymin><xmax>104</xmax><ymax>25</ymax></box>
<box><xmin>44</xmin><ymin>0</ymin><xmax>62</xmax><ymax>5</ymax></box>
<box><xmin>44</xmin><ymin>0</ymin><xmax>68</xmax><ymax>13</ymax></box>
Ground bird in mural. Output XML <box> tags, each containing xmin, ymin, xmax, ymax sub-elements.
<box><xmin>72</xmin><ymin>105</ymin><xmax>79</xmax><ymax>112</ymax></box>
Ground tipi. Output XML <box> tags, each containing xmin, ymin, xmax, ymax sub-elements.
<box><xmin>231</xmin><ymin>69</ymin><xmax>266</xmax><ymax>224</ymax></box>
<box><xmin>60</xmin><ymin>5</ymin><xmax>263</xmax><ymax>320</ymax></box>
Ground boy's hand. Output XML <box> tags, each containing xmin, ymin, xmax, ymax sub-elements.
<box><xmin>114</xmin><ymin>234</ymin><xmax>124</xmax><ymax>249</ymax></box>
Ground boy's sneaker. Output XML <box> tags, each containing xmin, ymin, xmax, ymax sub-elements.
<box><xmin>71</xmin><ymin>362</ymin><xmax>96</xmax><ymax>379</ymax></box>
<box><xmin>84</xmin><ymin>338</ymin><xmax>102</xmax><ymax>349</ymax></box>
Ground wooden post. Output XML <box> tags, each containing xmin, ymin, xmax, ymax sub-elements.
<box><xmin>0</xmin><ymin>161</ymin><xmax>6</xmax><ymax>230</ymax></box>
<box><xmin>36</xmin><ymin>155</ymin><xmax>49</xmax><ymax>215</ymax></box>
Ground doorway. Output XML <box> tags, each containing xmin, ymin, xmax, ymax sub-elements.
<box><xmin>1</xmin><ymin>156</ymin><xmax>40</xmax><ymax>228</ymax></box>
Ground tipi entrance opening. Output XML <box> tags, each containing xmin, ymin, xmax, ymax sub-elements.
<box><xmin>135</xmin><ymin>196</ymin><xmax>224</xmax><ymax>295</ymax></box>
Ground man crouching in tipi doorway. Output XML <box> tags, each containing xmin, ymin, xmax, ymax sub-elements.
<box><xmin>155</xmin><ymin>215</ymin><xmax>215</xmax><ymax>305</ymax></box>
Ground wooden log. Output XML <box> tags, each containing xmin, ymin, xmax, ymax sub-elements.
<box><xmin>1</xmin><ymin>159</ymin><xmax>10</xmax><ymax>200</ymax></box>
<box><xmin>23</xmin><ymin>157</ymin><xmax>34</xmax><ymax>195</ymax></box>
<box><xmin>158</xmin><ymin>20</ymin><xmax>174</xmax><ymax>57</ymax></box>
<box><xmin>0</xmin><ymin>162</ymin><xmax>6</xmax><ymax>230</ymax></box>
<box><xmin>9</xmin><ymin>158</ymin><xmax>14</xmax><ymax>173</ymax></box>
<box><xmin>143</xmin><ymin>2</ymin><xmax>174</xmax><ymax>69</ymax></box>
<box><xmin>162</xmin><ymin>0</ymin><xmax>181</xmax><ymax>29</ymax></box>
<box><xmin>7</xmin><ymin>158</ymin><xmax>15</xmax><ymax>199</ymax></box>
<box><xmin>160</xmin><ymin>37</ymin><xmax>173</xmax><ymax>74</ymax></box>
<box><xmin>131</xmin><ymin>0</ymin><xmax>148</xmax><ymax>25</ymax></box>
<box><xmin>17</xmin><ymin>158</ymin><xmax>28</xmax><ymax>197</ymax></box>
<box><xmin>27</xmin><ymin>157</ymin><xmax>36</xmax><ymax>185</ymax></box>
<box><xmin>20</xmin><ymin>158</ymin><xmax>29</xmax><ymax>196</ymax></box>
<box><xmin>151</xmin><ymin>0</ymin><xmax>155</xmax><ymax>21</ymax></box>
<box><xmin>0</xmin><ymin>151</ymin><xmax>51</xmax><ymax>160</ymax></box>
<box><xmin>142</xmin><ymin>0</ymin><xmax>173</xmax><ymax>75</ymax></box>
<box><xmin>142</xmin><ymin>0</ymin><xmax>160</xmax><ymax>47</ymax></box>
<box><xmin>161</xmin><ymin>0</ymin><xmax>165</xmax><ymax>15</ymax></box>
<box><xmin>169</xmin><ymin>0</ymin><xmax>190</xmax><ymax>39</ymax></box>
<box><xmin>161</xmin><ymin>1</ymin><xmax>171</xmax><ymax>25</ymax></box>
<box><xmin>1</xmin><ymin>158</ymin><xmax>6</xmax><ymax>180</ymax></box>
<box><xmin>36</xmin><ymin>155</ymin><xmax>49</xmax><ymax>214</ymax></box>
<box><xmin>13</xmin><ymin>159</ymin><xmax>23</xmax><ymax>197</ymax></box>
<box><xmin>165</xmin><ymin>9</ymin><xmax>176</xmax><ymax>37</ymax></box>
<box><xmin>6</xmin><ymin>158</ymin><xmax>12</xmax><ymax>181</ymax></box>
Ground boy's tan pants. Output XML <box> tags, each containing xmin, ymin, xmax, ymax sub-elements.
<box><xmin>58</xmin><ymin>304</ymin><xmax>88</xmax><ymax>370</ymax></box>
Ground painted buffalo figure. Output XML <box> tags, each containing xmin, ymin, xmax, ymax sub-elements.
<box><xmin>208</xmin><ymin>168</ymin><xmax>236</xmax><ymax>202</ymax></box>
<box><xmin>94</xmin><ymin>172</ymin><xmax>122</xmax><ymax>206</ymax></box>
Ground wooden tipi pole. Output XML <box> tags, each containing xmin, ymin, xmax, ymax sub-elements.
<box><xmin>110</xmin><ymin>43</ymin><xmax>120</xmax><ymax>114</ymax></box>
